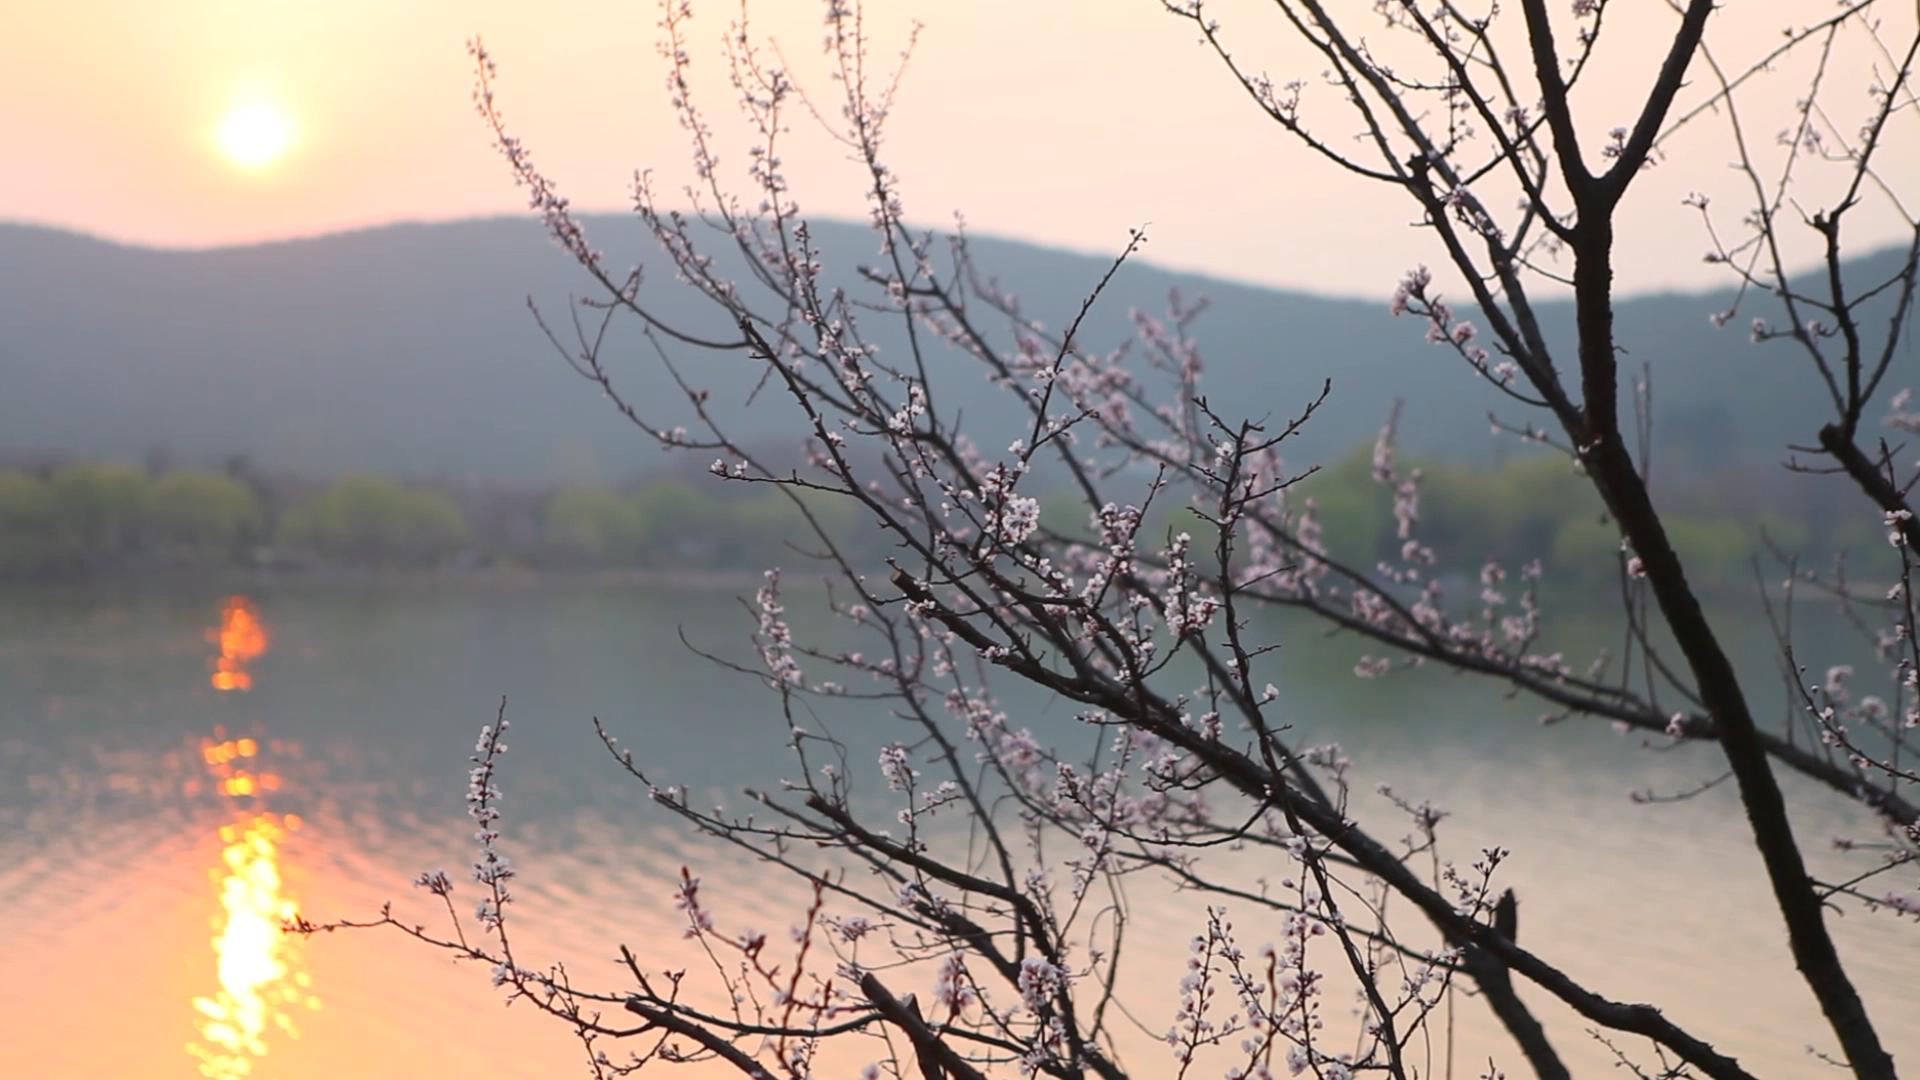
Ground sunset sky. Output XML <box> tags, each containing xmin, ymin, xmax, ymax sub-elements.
<box><xmin>6</xmin><ymin>0</ymin><xmax>1915</xmax><ymax>296</ymax></box>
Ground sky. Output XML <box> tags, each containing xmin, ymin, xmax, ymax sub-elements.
<box><xmin>5</xmin><ymin>0</ymin><xmax>1916</xmax><ymax>298</ymax></box>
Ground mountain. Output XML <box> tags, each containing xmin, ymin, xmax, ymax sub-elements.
<box><xmin>0</xmin><ymin>216</ymin><xmax>1908</xmax><ymax>485</ymax></box>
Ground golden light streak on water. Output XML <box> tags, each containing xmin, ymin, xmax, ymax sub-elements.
<box><xmin>188</xmin><ymin>594</ymin><xmax>317</xmax><ymax>1078</ymax></box>
<box><xmin>187</xmin><ymin>811</ymin><xmax>319</xmax><ymax>1078</ymax></box>
<box><xmin>207</xmin><ymin>596</ymin><xmax>269</xmax><ymax>692</ymax></box>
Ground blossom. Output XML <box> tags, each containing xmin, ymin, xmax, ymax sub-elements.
<box><xmin>1823</xmin><ymin>666</ymin><xmax>1854</xmax><ymax>704</ymax></box>
<box><xmin>934</xmin><ymin>953</ymin><xmax>977</xmax><ymax>1013</ymax></box>
<box><xmin>1390</xmin><ymin>265</ymin><xmax>1432</xmax><ymax>316</ymax></box>
<box><xmin>997</xmin><ymin>494</ymin><xmax>1041</xmax><ymax>545</ymax></box>
<box><xmin>879</xmin><ymin>743</ymin><xmax>917</xmax><ymax>790</ymax></box>
<box><xmin>1017</xmin><ymin>955</ymin><xmax>1065</xmax><ymax>1012</ymax></box>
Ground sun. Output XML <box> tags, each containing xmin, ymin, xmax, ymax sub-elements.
<box><xmin>216</xmin><ymin>103</ymin><xmax>296</xmax><ymax>172</ymax></box>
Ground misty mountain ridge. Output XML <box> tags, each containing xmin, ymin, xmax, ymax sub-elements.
<box><xmin>1</xmin><ymin>216</ymin><xmax>1908</xmax><ymax>487</ymax></box>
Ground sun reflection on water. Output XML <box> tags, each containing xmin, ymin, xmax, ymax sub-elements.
<box><xmin>189</xmin><ymin>597</ymin><xmax>318</xmax><ymax>1078</ymax></box>
<box><xmin>208</xmin><ymin>596</ymin><xmax>268</xmax><ymax>692</ymax></box>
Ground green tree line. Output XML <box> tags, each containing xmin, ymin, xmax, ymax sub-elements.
<box><xmin>0</xmin><ymin>454</ymin><xmax>1875</xmax><ymax>583</ymax></box>
<box><xmin>0</xmin><ymin>463</ymin><xmax>879</xmax><ymax>576</ymax></box>
<box><xmin>1036</xmin><ymin>446</ymin><xmax>1867</xmax><ymax>591</ymax></box>
<box><xmin>0</xmin><ymin>463</ymin><xmax>266</xmax><ymax>573</ymax></box>
<box><xmin>0</xmin><ymin>465</ymin><xmax>469</xmax><ymax>574</ymax></box>
<box><xmin>1292</xmin><ymin>447</ymin><xmax>1853</xmax><ymax>588</ymax></box>
<box><xmin>539</xmin><ymin>481</ymin><xmax>870</xmax><ymax>569</ymax></box>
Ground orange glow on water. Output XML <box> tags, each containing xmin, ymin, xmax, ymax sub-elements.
<box><xmin>208</xmin><ymin>597</ymin><xmax>269</xmax><ymax>692</ymax></box>
<box><xmin>190</xmin><ymin>621</ymin><xmax>315</xmax><ymax>1079</ymax></box>
<box><xmin>203</xmin><ymin>734</ymin><xmax>283</xmax><ymax>800</ymax></box>
<box><xmin>188</xmin><ymin>811</ymin><xmax>319</xmax><ymax>1078</ymax></box>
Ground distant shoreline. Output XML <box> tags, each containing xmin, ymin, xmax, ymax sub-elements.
<box><xmin>0</xmin><ymin>563</ymin><xmax>784</xmax><ymax>593</ymax></box>
<box><xmin>0</xmin><ymin>562</ymin><xmax>1878</xmax><ymax>609</ymax></box>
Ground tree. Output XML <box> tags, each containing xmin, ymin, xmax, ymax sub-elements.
<box><xmin>277</xmin><ymin>476</ymin><xmax>468</xmax><ymax>566</ymax></box>
<box><xmin>144</xmin><ymin>469</ymin><xmax>265</xmax><ymax>556</ymax></box>
<box><xmin>45</xmin><ymin>461</ymin><xmax>148</xmax><ymax>561</ymax></box>
<box><xmin>304</xmin><ymin>3</ymin><xmax>1920</xmax><ymax>1077</ymax></box>
<box><xmin>0</xmin><ymin>471</ymin><xmax>57</xmax><ymax>574</ymax></box>
<box><xmin>546</xmin><ymin>486</ymin><xmax>652</xmax><ymax>564</ymax></box>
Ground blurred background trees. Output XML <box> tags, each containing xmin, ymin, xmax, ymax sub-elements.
<box><xmin>0</xmin><ymin>447</ymin><xmax>1855</xmax><ymax>583</ymax></box>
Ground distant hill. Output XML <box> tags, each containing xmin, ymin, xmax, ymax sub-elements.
<box><xmin>0</xmin><ymin>216</ymin><xmax>1908</xmax><ymax>485</ymax></box>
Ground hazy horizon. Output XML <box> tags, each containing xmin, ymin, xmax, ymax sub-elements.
<box><xmin>9</xmin><ymin>1</ymin><xmax>1915</xmax><ymax>296</ymax></box>
<box><xmin>12</xmin><ymin>210</ymin><xmax>1913</xmax><ymax>307</ymax></box>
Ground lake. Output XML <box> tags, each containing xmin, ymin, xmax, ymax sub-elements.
<box><xmin>2</xmin><ymin>577</ymin><xmax>1914</xmax><ymax>1078</ymax></box>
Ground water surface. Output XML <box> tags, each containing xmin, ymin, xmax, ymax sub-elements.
<box><xmin>1</xmin><ymin>578</ymin><xmax>1913</xmax><ymax>1077</ymax></box>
